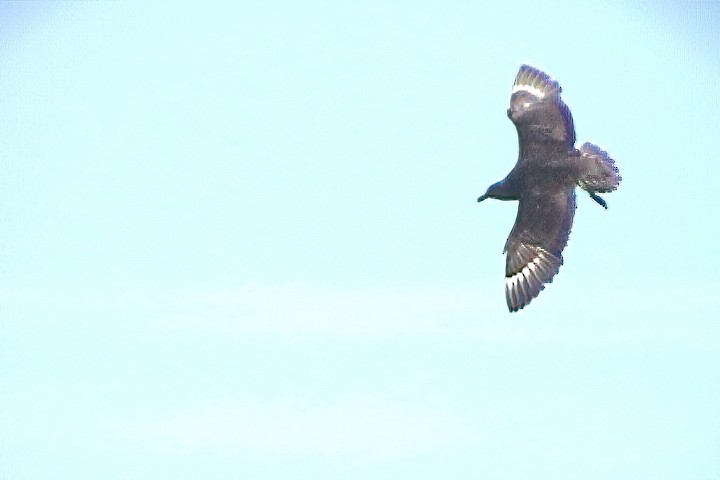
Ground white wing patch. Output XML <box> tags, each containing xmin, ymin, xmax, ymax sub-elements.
<box><xmin>511</xmin><ymin>84</ymin><xmax>546</xmax><ymax>99</ymax></box>
<box><xmin>505</xmin><ymin>273</ymin><xmax>517</xmax><ymax>291</ymax></box>
<box><xmin>505</xmin><ymin>246</ymin><xmax>560</xmax><ymax>312</ymax></box>
<box><xmin>505</xmin><ymin>262</ymin><xmax>542</xmax><ymax>291</ymax></box>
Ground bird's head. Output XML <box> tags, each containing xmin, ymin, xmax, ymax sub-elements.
<box><xmin>477</xmin><ymin>180</ymin><xmax>517</xmax><ymax>202</ymax></box>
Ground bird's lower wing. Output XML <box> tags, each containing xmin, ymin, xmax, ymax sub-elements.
<box><xmin>504</xmin><ymin>190</ymin><xmax>576</xmax><ymax>312</ymax></box>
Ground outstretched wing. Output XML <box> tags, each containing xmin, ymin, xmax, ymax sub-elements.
<box><xmin>509</xmin><ymin>65</ymin><xmax>575</xmax><ymax>152</ymax></box>
<box><xmin>503</xmin><ymin>187</ymin><xmax>577</xmax><ymax>312</ymax></box>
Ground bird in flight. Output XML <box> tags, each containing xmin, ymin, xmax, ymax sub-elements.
<box><xmin>477</xmin><ymin>65</ymin><xmax>621</xmax><ymax>312</ymax></box>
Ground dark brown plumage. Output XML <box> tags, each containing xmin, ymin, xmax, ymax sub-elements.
<box><xmin>477</xmin><ymin>65</ymin><xmax>621</xmax><ymax>312</ymax></box>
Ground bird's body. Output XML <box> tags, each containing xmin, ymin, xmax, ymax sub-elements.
<box><xmin>478</xmin><ymin>65</ymin><xmax>621</xmax><ymax>312</ymax></box>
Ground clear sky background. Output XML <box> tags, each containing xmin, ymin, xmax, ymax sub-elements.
<box><xmin>1</xmin><ymin>2</ymin><xmax>719</xmax><ymax>479</ymax></box>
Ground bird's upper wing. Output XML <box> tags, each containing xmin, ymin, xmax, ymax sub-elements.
<box><xmin>510</xmin><ymin>65</ymin><xmax>576</xmax><ymax>152</ymax></box>
<box><xmin>503</xmin><ymin>187</ymin><xmax>577</xmax><ymax>312</ymax></box>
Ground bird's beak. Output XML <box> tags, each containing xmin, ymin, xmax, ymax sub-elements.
<box><xmin>477</xmin><ymin>194</ymin><xmax>488</xmax><ymax>203</ymax></box>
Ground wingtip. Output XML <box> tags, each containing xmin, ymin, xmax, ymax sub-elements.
<box><xmin>512</xmin><ymin>64</ymin><xmax>561</xmax><ymax>98</ymax></box>
<box><xmin>505</xmin><ymin>244</ymin><xmax>562</xmax><ymax>312</ymax></box>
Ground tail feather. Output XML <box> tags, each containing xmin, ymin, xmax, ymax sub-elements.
<box><xmin>577</xmin><ymin>142</ymin><xmax>621</xmax><ymax>193</ymax></box>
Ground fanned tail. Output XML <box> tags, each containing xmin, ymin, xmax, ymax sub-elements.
<box><xmin>577</xmin><ymin>142</ymin><xmax>622</xmax><ymax>194</ymax></box>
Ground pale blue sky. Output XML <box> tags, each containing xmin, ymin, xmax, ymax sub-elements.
<box><xmin>1</xmin><ymin>2</ymin><xmax>720</xmax><ymax>479</ymax></box>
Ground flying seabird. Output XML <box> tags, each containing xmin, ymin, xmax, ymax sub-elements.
<box><xmin>477</xmin><ymin>65</ymin><xmax>622</xmax><ymax>312</ymax></box>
